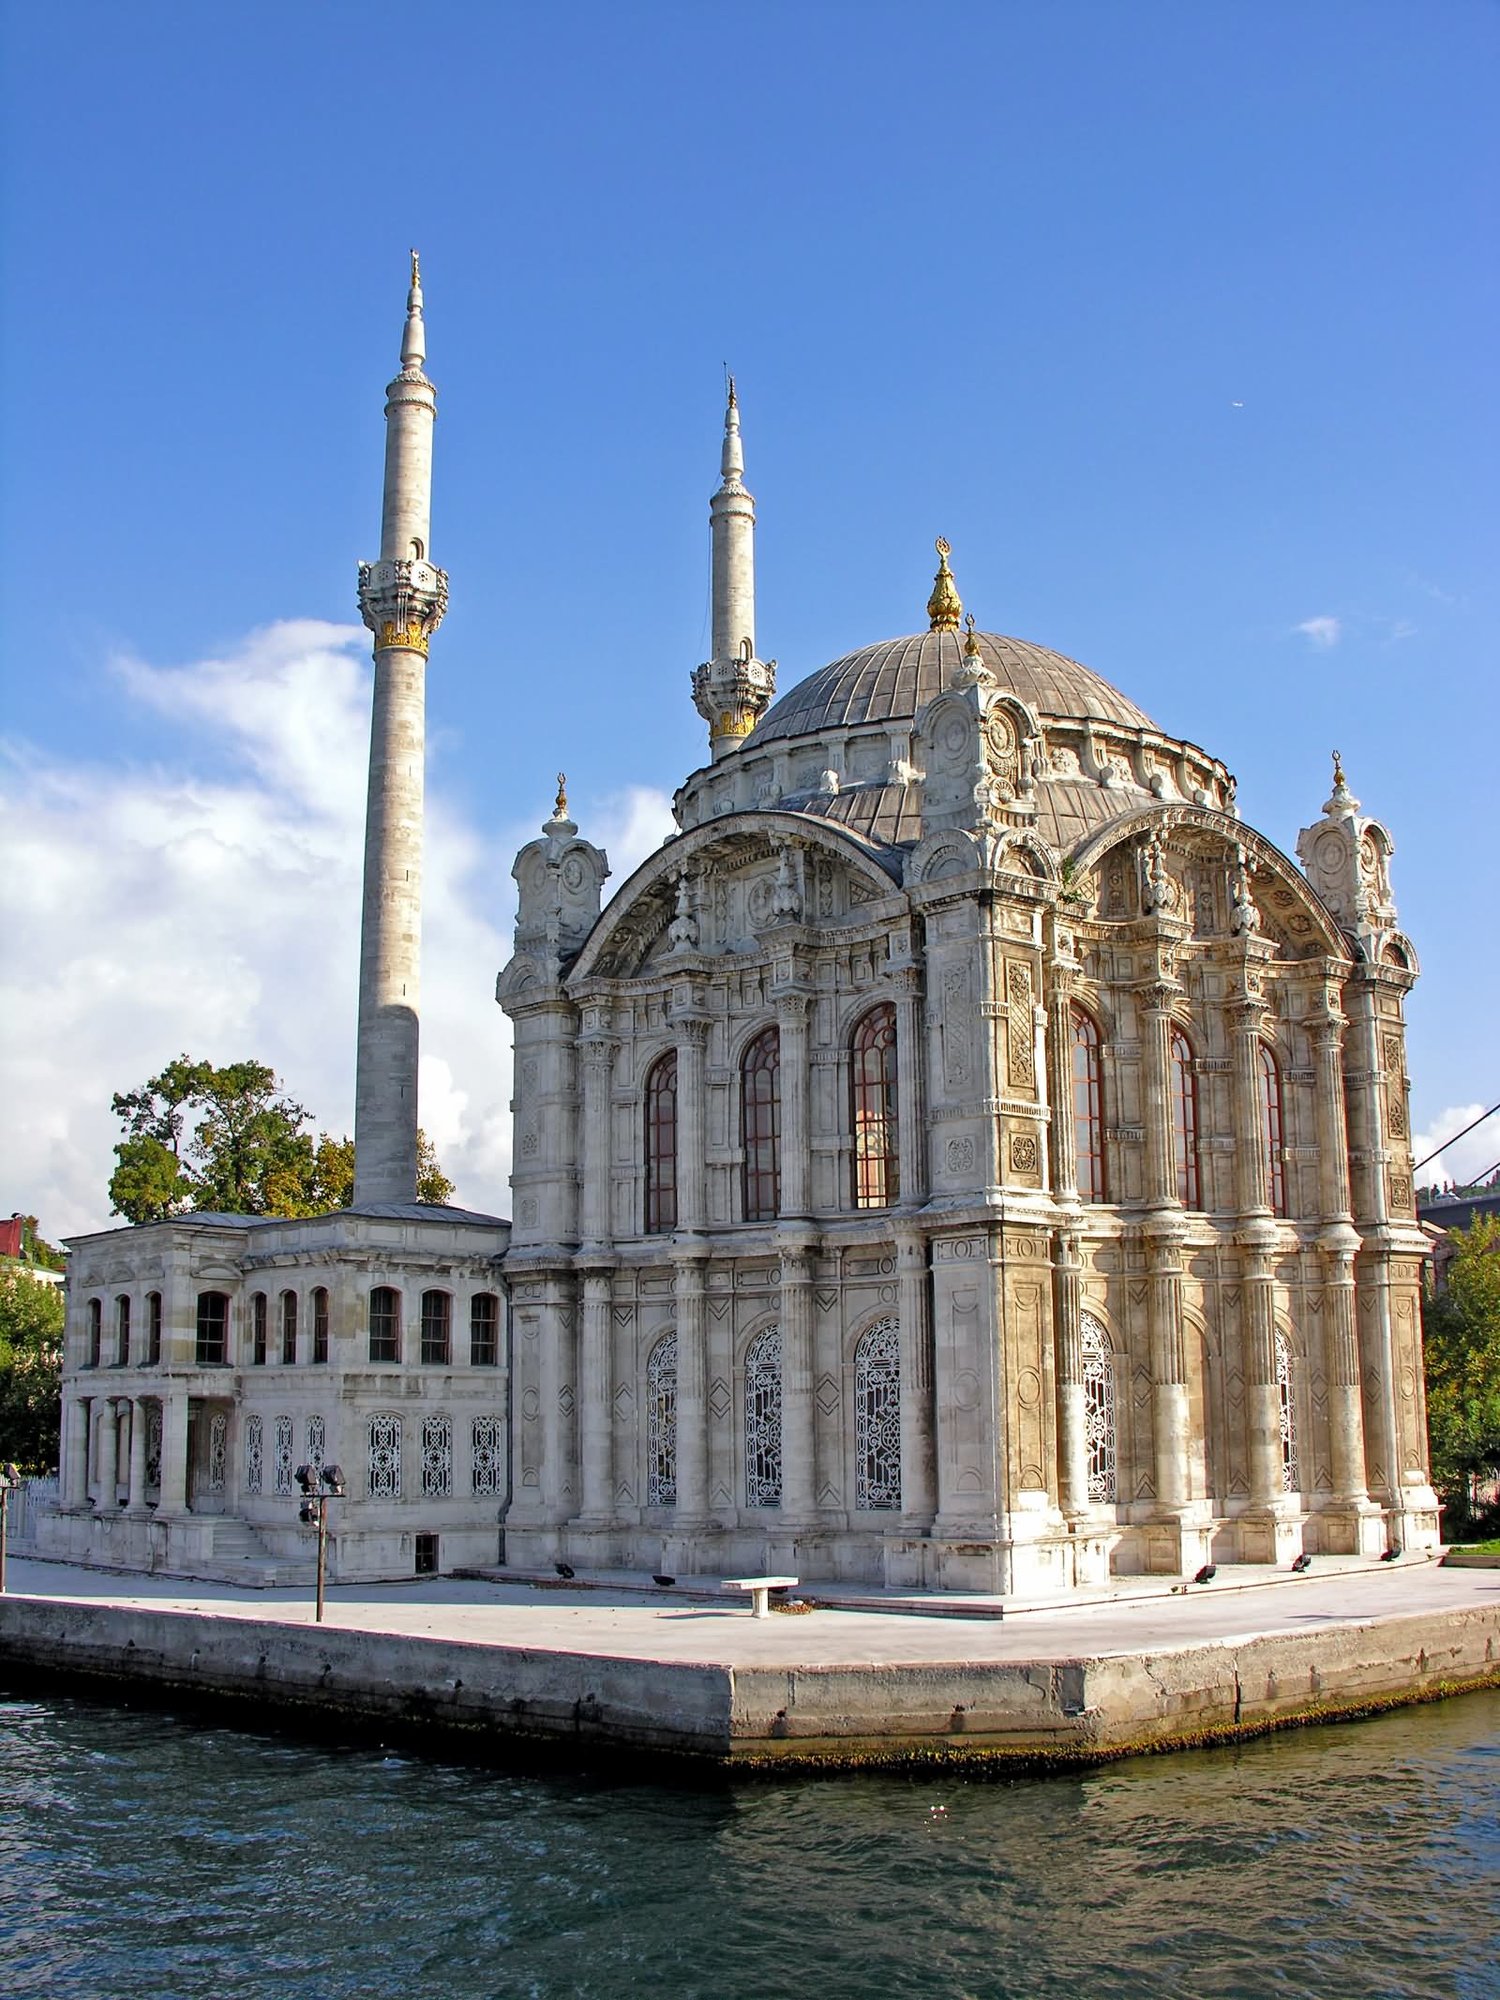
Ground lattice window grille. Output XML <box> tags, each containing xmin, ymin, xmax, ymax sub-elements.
<box><xmin>1276</xmin><ymin>1331</ymin><xmax>1299</xmax><ymax>1493</ymax></box>
<box><xmin>274</xmin><ymin>1416</ymin><xmax>294</xmax><ymax>1495</ymax></box>
<box><xmin>646</xmin><ymin>1332</ymin><xmax>677</xmax><ymax>1507</ymax></box>
<box><xmin>1081</xmin><ymin>1312</ymin><xmax>1117</xmax><ymax>1502</ymax></box>
<box><xmin>854</xmin><ymin>1317</ymin><xmax>901</xmax><ymax>1511</ymax></box>
<box><xmin>207</xmin><ymin>1412</ymin><xmax>228</xmax><ymax>1494</ymax></box>
<box><xmin>306</xmin><ymin>1415</ymin><xmax>326</xmax><ymax>1474</ymax></box>
<box><xmin>472</xmin><ymin>1415</ymin><xmax>503</xmax><ymax>1497</ymax></box>
<box><xmin>245</xmin><ymin>1414</ymin><xmax>263</xmax><ymax>1495</ymax></box>
<box><xmin>744</xmin><ymin>1327</ymin><xmax>783</xmax><ymax>1507</ymax></box>
<box><xmin>421</xmin><ymin>1415</ymin><xmax>453</xmax><ymax>1499</ymax></box>
<box><xmin>145</xmin><ymin>1405</ymin><xmax>162</xmax><ymax>1491</ymax></box>
<box><xmin>368</xmin><ymin>1414</ymin><xmax>401</xmax><ymax>1499</ymax></box>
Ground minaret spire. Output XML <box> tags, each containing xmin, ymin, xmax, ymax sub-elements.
<box><xmin>692</xmin><ymin>380</ymin><xmax>776</xmax><ymax>759</ymax></box>
<box><xmin>353</xmin><ymin>255</ymin><xmax>450</xmax><ymax>1206</ymax></box>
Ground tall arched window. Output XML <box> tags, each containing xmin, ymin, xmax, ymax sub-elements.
<box><xmin>1080</xmin><ymin>1312</ymin><xmax>1117</xmax><ymax>1502</ymax></box>
<box><xmin>311</xmin><ymin>1287</ymin><xmax>329</xmax><ymax>1364</ymax></box>
<box><xmin>1275</xmin><ymin>1329</ymin><xmax>1299</xmax><ymax>1492</ymax></box>
<box><xmin>280</xmin><ymin>1290</ymin><xmax>297</xmax><ymax>1366</ymax></box>
<box><xmin>115</xmin><ymin>1296</ymin><xmax>131</xmax><ymax>1366</ymax></box>
<box><xmin>644</xmin><ymin>1051</ymin><xmax>678</xmax><ymax>1235</ymax></box>
<box><xmin>851</xmin><ymin>1004</ymin><xmax>899</xmax><ymax>1209</ymax></box>
<box><xmin>853</xmin><ymin>1317</ymin><xmax>901</xmax><ymax>1510</ymax></box>
<box><xmin>1169</xmin><ymin>1027</ymin><xmax>1200</xmax><ymax>1208</ymax></box>
<box><xmin>744</xmin><ymin>1326</ymin><xmax>783</xmax><ymax>1507</ymax></box>
<box><xmin>646</xmin><ymin>1331</ymin><xmax>677</xmax><ymax>1506</ymax></box>
<box><xmin>742</xmin><ymin>1027</ymin><xmax>781</xmax><ymax>1222</ymax></box>
<box><xmin>369</xmin><ymin>1287</ymin><xmax>401</xmax><ymax>1363</ymax></box>
<box><xmin>1259</xmin><ymin>1042</ymin><xmax>1285</xmax><ymax>1216</ymax></box>
<box><xmin>87</xmin><ymin>1298</ymin><xmax>101</xmax><ymax>1368</ymax></box>
<box><xmin>1072</xmin><ymin>1006</ymin><xmax>1105</xmax><ymax>1203</ymax></box>
<box><xmin>251</xmin><ymin>1292</ymin><xmax>267</xmax><ymax>1366</ymax></box>
<box><xmin>420</xmin><ymin>1290</ymin><xmax>451</xmax><ymax>1365</ymax></box>
<box><xmin>147</xmin><ymin>1292</ymin><xmax>163</xmax><ymax>1365</ymax></box>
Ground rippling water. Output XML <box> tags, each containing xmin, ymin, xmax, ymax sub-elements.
<box><xmin>1</xmin><ymin>1686</ymin><xmax>1497</xmax><ymax>2000</ymax></box>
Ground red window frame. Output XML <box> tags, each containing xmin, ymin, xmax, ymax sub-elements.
<box><xmin>1170</xmin><ymin>1027</ymin><xmax>1200</xmax><ymax>1208</ymax></box>
<box><xmin>1071</xmin><ymin>1006</ymin><xmax>1106</xmax><ymax>1203</ymax></box>
<box><xmin>742</xmin><ymin>1027</ymin><xmax>781</xmax><ymax>1222</ymax></box>
<box><xmin>1259</xmin><ymin>1042</ymin><xmax>1285</xmax><ymax>1216</ymax></box>
<box><xmin>645</xmin><ymin>1051</ymin><xmax>678</xmax><ymax>1235</ymax></box>
<box><xmin>851</xmin><ymin>1004</ymin><xmax>899</xmax><ymax>1209</ymax></box>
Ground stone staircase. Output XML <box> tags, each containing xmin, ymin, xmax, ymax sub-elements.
<box><xmin>203</xmin><ymin>1517</ymin><xmax>315</xmax><ymax>1587</ymax></box>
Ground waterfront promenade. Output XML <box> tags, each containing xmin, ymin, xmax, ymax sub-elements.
<box><xmin>2</xmin><ymin>1555</ymin><xmax>1496</xmax><ymax>1769</ymax></box>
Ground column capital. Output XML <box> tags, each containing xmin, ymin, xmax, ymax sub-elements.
<box><xmin>358</xmin><ymin>556</ymin><xmax>448</xmax><ymax>655</ymax></box>
<box><xmin>1137</xmin><ymin>977</ymin><xmax>1182</xmax><ymax>1016</ymax></box>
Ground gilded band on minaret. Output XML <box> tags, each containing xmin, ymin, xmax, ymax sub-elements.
<box><xmin>691</xmin><ymin>377</ymin><xmax>776</xmax><ymax>758</ymax></box>
<box><xmin>353</xmin><ymin>253</ymin><xmax>449</xmax><ymax>1205</ymax></box>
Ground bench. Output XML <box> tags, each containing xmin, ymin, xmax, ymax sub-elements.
<box><xmin>722</xmin><ymin>1575</ymin><xmax>799</xmax><ymax>1619</ymax></box>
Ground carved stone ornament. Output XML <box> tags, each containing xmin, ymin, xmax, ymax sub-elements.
<box><xmin>357</xmin><ymin>556</ymin><xmax>449</xmax><ymax>654</ymax></box>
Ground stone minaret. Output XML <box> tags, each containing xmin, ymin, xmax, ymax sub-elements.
<box><xmin>353</xmin><ymin>253</ymin><xmax>449</xmax><ymax>1205</ymax></box>
<box><xmin>691</xmin><ymin>380</ymin><xmax>775</xmax><ymax>758</ymax></box>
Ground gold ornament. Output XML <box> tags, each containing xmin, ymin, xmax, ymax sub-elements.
<box><xmin>927</xmin><ymin>536</ymin><xmax>963</xmax><ymax>632</ymax></box>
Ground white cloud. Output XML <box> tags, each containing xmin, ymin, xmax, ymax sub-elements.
<box><xmin>1412</xmin><ymin>1102</ymin><xmax>1500</xmax><ymax>1191</ymax></box>
<box><xmin>0</xmin><ymin>622</ymin><xmax>516</xmax><ymax>1239</ymax></box>
<box><xmin>1294</xmin><ymin>616</ymin><xmax>1342</xmax><ymax>649</ymax></box>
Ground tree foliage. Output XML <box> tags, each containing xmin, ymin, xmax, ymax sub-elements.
<box><xmin>0</xmin><ymin>1268</ymin><xmax>64</xmax><ymax>1473</ymax></box>
<box><xmin>108</xmin><ymin>1056</ymin><xmax>454</xmax><ymax>1222</ymax></box>
<box><xmin>1423</xmin><ymin>1217</ymin><xmax>1500</xmax><ymax>1512</ymax></box>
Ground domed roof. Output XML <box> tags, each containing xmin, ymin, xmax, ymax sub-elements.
<box><xmin>749</xmin><ymin>630</ymin><xmax>1155</xmax><ymax>745</ymax></box>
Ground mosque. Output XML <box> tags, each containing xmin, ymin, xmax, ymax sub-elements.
<box><xmin>43</xmin><ymin>264</ymin><xmax>1441</xmax><ymax>1592</ymax></box>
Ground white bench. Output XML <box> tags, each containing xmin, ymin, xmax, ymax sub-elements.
<box><xmin>722</xmin><ymin>1575</ymin><xmax>799</xmax><ymax>1619</ymax></box>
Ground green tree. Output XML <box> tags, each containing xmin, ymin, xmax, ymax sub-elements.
<box><xmin>0</xmin><ymin>1268</ymin><xmax>64</xmax><ymax>1473</ymax></box>
<box><xmin>1423</xmin><ymin>1216</ymin><xmax>1500</xmax><ymax>1520</ymax></box>
<box><xmin>107</xmin><ymin>1056</ymin><xmax>454</xmax><ymax>1221</ymax></box>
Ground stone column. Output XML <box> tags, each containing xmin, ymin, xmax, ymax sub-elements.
<box><xmin>1345</xmin><ymin>975</ymin><xmax>1401</xmax><ymax>1507</ymax></box>
<box><xmin>673</xmin><ymin>1018</ymin><xmax>709</xmax><ymax>1233</ymax></box>
<box><xmin>777</xmin><ymin>1243</ymin><xmax>817</xmax><ymax>1522</ymax></box>
<box><xmin>126</xmin><ymin>1396</ymin><xmax>150</xmax><ymax>1514</ymax></box>
<box><xmin>538</xmin><ymin>1271</ymin><xmax>578</xmax><ymax>1526</ymax></box>
<box><xmin>894</xmin><ymin>1225</ymin><xmax>937</xmax><ymax>1529</ymax></box>
<box><xmin>1046</xmin><ymin>958</ymin><xmax>1080</xmax><ymax>1203</ymax></box>
<box><xmin>1138</xmin><ymin>979</ymin><xmax>1192</xmax><ymax>1524</ymax></box>
<box><xmin>1139</xmin><ymin>980</ymin><xmax>1179</xmax><ymax>1210</ymax></box>
<box><xmin>1053</xmin><ymin>1228</ymin><xmax>1089</xmax><ymax>1517</ymax></box>
<box><xmin>93</xmin><ymin>1399</ymin><xmax>120</xmax><ymax>1512</ymax></box>
<box><xmin>63</xmin><ymin>1394</ymin><xmax>91</xmax><ymax>1510</ymax></box>
<box><xmin>673</xmin><ymin>1255</ymin><xmax>709</xmax><ymax>1529</ymax></box>
<box><xmin>1308</xmin><ymin>1003</ymin><xmax>1371</xmax><ymax>1514</ymax></box>
<box><xmin>159</xmin><ymin>1391</ymin><xmax>190</xmax><ymax>1515</ymax></box>
<box><xmin>1227</xmin><ymin>989</ymin><xmax>1283</xmax><ymax>1518</ymax></box>
<box><xmin>776</xmin><ymin>993</ymin><xmax>811</xmax><ymax>1219</ymax></box>
<box><xmin>577</xmin><ymin>1031</ymin><xmax>618</xmax><ymax>1250</ymax></box>
<box><xmin>577</xmin><ymin>1267</ymin><xmax>615</xmax><ymax>1524</ymax></box>
<box><xmin>891</xmin><ymin>969</ymin><xmax>927</xmax><ymax>1205</ymax></box>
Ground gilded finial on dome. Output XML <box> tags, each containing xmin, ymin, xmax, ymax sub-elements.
<box><xmin>554</xmin><ymin>771</ymin><xmax>568</xmax><ymax>820</ymax></box>
<box><xmin>927</xmin><ymin>536</ymin><xmax>963</xmax><ymax>632</ymax></box>
<box><xmin>963</xmin><ymin>612</ymin><xmax>981</xmax><ymax>658</ymax></box>
<box><xmin>1331</xmin><ymin>749</ymin><xmax>1345</xmax><ymax>790</ymax></box>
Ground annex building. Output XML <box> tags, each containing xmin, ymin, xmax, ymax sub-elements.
<box><xmin>42</xmin><ymin>266</ymin><xmax>1441</xmax><ymax>1591</ymax></box>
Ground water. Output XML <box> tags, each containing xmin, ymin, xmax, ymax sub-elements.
<box><xmin>1</xmin><ymin>1687</ymin><xmax>1497</xmax><ymax>2000</ymax></box>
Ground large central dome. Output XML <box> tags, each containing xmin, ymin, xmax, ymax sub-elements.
<box><xmin>748</xmin><ymin>629</ymin><xmax>1156</xmax><ymax>745</ymax></box>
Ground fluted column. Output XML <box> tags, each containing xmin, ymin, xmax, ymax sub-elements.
<box><xmin>1139</xmin><ymin>978</ymin><xmax>1190</xmax><ymax>1514</ymax></box>
<box><xmin>673</xmin><ymin>1256</ymin><xmax>709</xmax><ymax>1527</ymax></box>
<box><xmin>1054</xmin><ymin>1229</ymin><xmax>1089</xmax><ymax>1516</ymax></box>
<box><xmin>159</xmin><ymin>1391</ymin><xmax>190</xmax><ymax>1515</ymax></box>
<box><xmin>777</xmin><ymin>1245</ymin><xmax>817</xmax><ymax>1522</ymax></box>
<box><xmin>126</xmin><ymin>1396</ymin><xmax>149</xmax><ymax>1514</ymax></box>
<box><xmin>578</xmin><ymin>1032</ymin><xmax>618</xmax><ymax>1249</ymax></box>
<box><xmin>63</xmin><ymin>1394</ymin><xmax>90</xmax><ymax>1509</ymax></box>
<box><xmin>776</xmin><ymin>992</ymin><xmax>811</xmax><ymax>1219</ymax></box>
<box><xmin>578</xmin><ymin>1269</ymin><xmax>614</xmax><ymax>1523</ymax></box>
<box><xmin>1139</xmin><ymin>980</ymin><xmax>1179</xmax><ymax>1210</ymax></box>
<box><xmin>1229</xmin><ymin>995</ymin><xmax>1270</xmax><ymax>1216</ymax></box>
<box><xmin>93</xmin><ymin>1399</ymin><xmax>119</xmax><ymax>1512</ymax></box>
<box><xmin>1046</xmin><ymin>959</ymin><xmax>1079</xmax><ymax>1203</ymax></box>
<box><xmin>895</xmin><ymin>1226</ymin><xmax>937</xmax><ymax>1528</ymax></box>
<box><xmin>673</xmin><ymin>1018</ymin><xmax>709</xmax><ymax>1233</ymax></box>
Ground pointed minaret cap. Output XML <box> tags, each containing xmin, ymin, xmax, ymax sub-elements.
<box><xmin>401</xmin><ymin>248</ymin><xmax>427</xmax><ymax>372</ymax></box>
<box><xmin>1324</xmin><ymin>748</ymin><xmax>1360</xmax><ymax>816</ymax></box>
<box><xmin>927</xmin><ymin>537</ymin><xmax>963</xmax><ymax>632</ymax></box>
<box><xmin>719</xmin><ymin>374</ymin><xmax>745</xmax><ymax>487</ymax></box>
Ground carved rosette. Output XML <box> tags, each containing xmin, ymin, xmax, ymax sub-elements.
<box><xmin>358</xmin><ymin>556</ymin><xmax>449</xmax><ymax>657</ymax></box>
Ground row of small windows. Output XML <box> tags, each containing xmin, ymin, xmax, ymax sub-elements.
<box><xmin>645</xmin><ymin>1002</ymin><xmax>901</xmax><ymax>1232</ymax></box>
<box><xmin>87</xmin><ymin>1290</ymin><xmax>503</xmax><ymax>1369</ymax></box>
<box><xmin>646</xmin><ymin>1317</ymin><xmax>905</xmax><ymax>1511</ymax></box>
<box><xmin>1070</xmin><ymin>1007</ymin><xmax>1287</xmax><ymax>1215</ymax></box>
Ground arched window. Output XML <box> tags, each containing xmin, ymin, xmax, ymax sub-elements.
<box><xmin>744</xmin><ymin>1327</ymin><xmax>783</xmax><ymax>1507</ymax></box>
<box><xmin>1259</xmin><ymin>1042</ymin><xmax>1285</xmax><ymax>1216</ymax></box>
<box><xmin>147</xmin><ymin>1292</ymin><xmax>163</xmax><ymax>1365</ymax></box>
<box><xmin>1072</xmin><ymin>1006</ymin><xmax>1105</xmax><ymax>1203</ymax></box>
<box><xmin>646</xmin><ymin>1331</ymin><xmax>677</xmax><ymax>1506</ymax></box>
<box><xmin>851</xmin><ymin>1004</ymin><xmax>899</xmax><ymax>1209</ymax></box>
<box><xmin>420</xmin><ymin>1290</ymin><xmax>451</xmax><ymax>1366</ymax></box>
<box><xmin>196</xmin><ymin>1292</ymin><xmax>229</xmax><ymax>1366</ymax></box>
<box><xmin>251</xmin><ymin>1292</ymin><xmax>267</xmax><ymax>1366</ymax></box>
<box><xmin>742</xmin><ymin>1027</ymin><xmax>781</xmax><ymax>1222</ymax></box>
<box><xmin>311</xmin><ymin>1287</ymin><xmax>329</xmax><ymax>1364</ymax></box>
<box><xmin>470</xmin><ymin>1293</ymin><xmax>499</xmax><ymax>1367</ymax></box>
<box><xmin>1081</xmin><ymin>1313</ymin><xmax>1117</xmax><ymax>1502</ymax></box>
<box><xmin>853</xmin><ymin>1317</ymin><xmax>901</xmax><ymax>1510</ymax></box>
<box><xmin>369</xmin><ymin>1287</ymin><xmax>401</xmax><ymax>1363</ymax></box>
<box><xmin>87</xmin><ymin>1298</ymin><xmax>101</xmax><ymax>1368</ymax></box>
<box><xmin>280</xmin><ymin>1290</ymin><xmax>298</xmax><ymax>1366</ymax></box>
<box><xmin>644</xmin><ymin>1051</ymin><xmax>678</xmax><ymax>1235</ymax></box>
<box><xmin>1169</xmin><ymin>1027</ymin><xmax>1200</xmax><ymax>1208</ymax></box>
<box><xmin>115</xmin><ymin>1296</ymin><xmax>131</xmax><ymax>1367</ymax></box>
<box><xmin>1275</xmin><ymin>1330</ymin><xmax>1299</xmax><ymax>1492</ymax></box>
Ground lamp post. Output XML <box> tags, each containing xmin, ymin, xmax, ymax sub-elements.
<box><xmin>0</xmin><ymin>1463</ymin><xmax>22</xmax><ymax>1593</ymax></box>
<box><xmin>295</xmin><ymin>1463</ymin><xmax>347</xmax><ymax>1622</ymax></box>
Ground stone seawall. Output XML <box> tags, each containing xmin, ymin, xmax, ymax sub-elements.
<box><xmin>2</xmin><ymin>1592</ymin><xmax>1497</xmax><ymax>1771</ymax></box>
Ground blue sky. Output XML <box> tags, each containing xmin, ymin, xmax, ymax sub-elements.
<box><xmin>2</xmin><ymin>2</ymin><xmax>1496</xmax><ymax>1232</ymax></box>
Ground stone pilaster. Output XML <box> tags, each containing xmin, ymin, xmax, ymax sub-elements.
<box><xmin>577</xmin><ymin>1267</ymin><xmax>615</xmax><ymax>1524</ymax></box>
<box><xmin>126</xmin><ymin>1396</ymin><xmax>150</xmax><ymax>1514</ymax></box>
<box><xmin>538</xmin><ymin>1271</ymin><xmax>578</xmax><ymax>1526</ymax></box>
<box><xmin>63</xmin><ymin>1394</ymin><xmax>90</xmax><ymax>1509</ymax></box>
<box><xmin>1053</xmin><ymin>1228</ymin><xmax>1089</xmax><ymax>1518</ymax></box>
<box><xmin>672</xmin><ymin>1254</ymin><xmax>709</xmax><ymax>1530</ymax></box>
<box><xmin>889</xmin><ymin>967</ymin><xmax>927</xmax><ymax>1205</ymax></box>
<box><xmin>672</xmin><ymin>1016</ymin><xmax>710</xmax><ymax>1233</ymax></box>
<box><xmin>158</xmin><ymin>1390</ymin><xmax>189</xmax><ymax>1516</ymax></box>
<box><xmin>577</xmin><ymin>1027</ymin><xmax>618</xmax><ymax>1249</ymax></box>
<box><xmin>777</xmin><ymin>1242</ymin><xmax>817</xmax><ymax>1523</ymax></box>
<box><xmin>894</xmin><ymin>1224</ymin><xmax>937</xmax><ymax>1529</ymax></box>
<box><xmin>93</xmin><ymin>1399</ymin><xmax>119</xmax><ymax>1512</ymax></box>
<box><xmin>775</xmin><ymin>992</ymin><xmax>811</xmax><ymax>1218</ymax></box>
